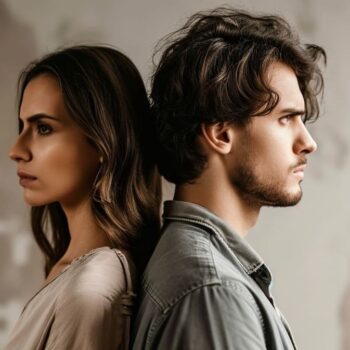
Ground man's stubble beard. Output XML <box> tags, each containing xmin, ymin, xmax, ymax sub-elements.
<box><xmin>230</xmin><ymin>152</ymin><xmax>303</xmax><ymax>208</ymax></box>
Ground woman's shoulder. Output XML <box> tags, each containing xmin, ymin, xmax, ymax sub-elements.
<box><xmin>59</xmin><ymin>247</ymin><xmax>134</xmax><ymax>304</ymax></box>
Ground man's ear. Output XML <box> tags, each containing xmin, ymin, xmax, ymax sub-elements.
<box><xmin>200</xmin><ymin>122</ymin><xmax>234</xmax><ymax>155</ymax></box>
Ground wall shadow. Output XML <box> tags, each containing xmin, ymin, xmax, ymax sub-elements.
<box><xmin>0</xmin><ymin>0</ymin><xmax>41</xmax><ymax>346</ymax></box>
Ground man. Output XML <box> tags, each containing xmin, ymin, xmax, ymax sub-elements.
<box><xmin>132</xmin><ymin>8</ymin><xmax>325</xmax><ymax>350</ymax></box>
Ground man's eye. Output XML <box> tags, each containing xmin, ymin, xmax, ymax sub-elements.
<box><xmin>37</xmin><ymin>124</ymin><xmax>53</xmax><ymax>135</ymax></box>
<box><xmin>279</xmin><ymin>115</ymin><xmax>292</xmax><ymax>124</ymax></box>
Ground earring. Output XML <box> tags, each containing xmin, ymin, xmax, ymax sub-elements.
<box><xmin>99</xmin><ymin>156</ymin><xmax>103</xmax><ymax>164</ymax></box>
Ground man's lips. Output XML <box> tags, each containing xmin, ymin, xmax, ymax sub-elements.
<box><xmin>292</xmin><ymin>163</ymin><xmax>306</xmax><ymax>180</ymax></box>
<box><xmin>292</xmin><ymin>164</ymin><xmax>306</xmax><ymax>173</ymax></box>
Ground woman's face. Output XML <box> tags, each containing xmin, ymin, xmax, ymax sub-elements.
<box><xmin>9</xmin><ymin>74</ymin><xmax>101</xmax><ymax>207</ymax></box>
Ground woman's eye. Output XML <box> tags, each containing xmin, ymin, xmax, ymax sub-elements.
<box><xmin>37</xmin><ymin>124</ymin><xmax>53</xmax><ymax>135</ymax></box>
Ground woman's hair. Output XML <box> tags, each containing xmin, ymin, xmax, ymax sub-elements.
<box><xmin>151</xmin><ymin>7</ymin><xmax>326</xmax><ymax>184</ymax></box>
<box><xmin>17</xmin><ymin>45</ymin><xmax>161</xmax><ymax>275</ymax></box>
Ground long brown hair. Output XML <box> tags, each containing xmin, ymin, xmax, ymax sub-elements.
<box><xmin>17</xmin><ymin>46</ymin><xmax>161</xmax><ymax>276</ymax></box>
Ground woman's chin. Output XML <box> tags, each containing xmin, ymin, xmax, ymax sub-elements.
<box><xmin>23</xmin><ymin>193</ymin><xmax>53</xmax><ymax>207</ymax></box>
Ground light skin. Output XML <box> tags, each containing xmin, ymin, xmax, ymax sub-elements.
<box><xmin>175</xmin><ymin>61</ymin><xmax>317</xmax><ymax>236</ymax></box>
<box><xmin>9</xmin><ymin>74</ymin><xmax>111</xmax><ymax>284</ymax></box>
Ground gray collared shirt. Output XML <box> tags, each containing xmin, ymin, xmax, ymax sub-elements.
<box><xmin>132</xmin><ymin>201</ymin><xmax>297</xmax><ymax>350</ymax></box>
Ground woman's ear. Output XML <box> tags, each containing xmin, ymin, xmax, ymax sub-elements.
<box><xmin>199</xmin><ymin>122</ymin><xmax>235</xmax><ymax>155</ymax></box>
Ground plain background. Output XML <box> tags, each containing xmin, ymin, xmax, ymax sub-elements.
<box><xmin>0</xmin><ymin>0</ymin><xmax>349</xmax><ymax>349</ymax></box>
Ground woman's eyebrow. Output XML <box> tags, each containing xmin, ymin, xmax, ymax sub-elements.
<box><xmin>18</xmin><ymin>113</ymin><xmax>61</xmax><ymax>124</ymax></box>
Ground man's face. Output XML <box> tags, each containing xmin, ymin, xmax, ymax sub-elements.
<box><xmin>229</xmin><ymin>61</ymin><xmax>317</xmax><ymax>207</ymax></box>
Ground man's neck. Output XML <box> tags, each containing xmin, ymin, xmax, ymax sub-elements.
<box><xmin>174</xmin><ymin>173</ymin><xmax>260</xmax><ymax>237</ymax></box>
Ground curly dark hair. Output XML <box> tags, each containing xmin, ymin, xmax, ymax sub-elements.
<box><xmin>151</xmin><ymin>7</ymin><xmax>326</xmax><ymax>184</ymax></box>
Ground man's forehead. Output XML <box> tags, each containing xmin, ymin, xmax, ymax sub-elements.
<box><xmin>267</xmin><ymin>62</ymin><xmax>305</xmax><ymax>112</ymax></box>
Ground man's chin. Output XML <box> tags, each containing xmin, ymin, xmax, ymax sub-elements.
<box><xmin>267</xmin><ymin>189</ymin><xmax>303</xmax><ymax>207</ymax></box>
<box><xmin>233</xmin><ymin>177</ymin><xmax>303</xmax><ymax>207</ymax></box>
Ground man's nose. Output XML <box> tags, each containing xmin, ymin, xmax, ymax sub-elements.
<box><xmin>294</xmin><ymin>122</ymin><xmax>317</xmax><ymax>155</ymax></box>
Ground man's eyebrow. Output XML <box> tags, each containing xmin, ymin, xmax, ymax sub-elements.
<box><xmin>278</xmin><ymin>108</ymin><xmax>305</xmax><ymax>116</ymax></box>
<box><xmin>18</xmin><ymin>113</ymin><xmax>61</xmax><ymax>123</ymax></box>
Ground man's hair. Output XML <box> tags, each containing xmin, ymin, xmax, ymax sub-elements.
<box><xmin>151</xmin><ymin>7</ymin><xmax>326</xmax><ymax>184</ymax></box>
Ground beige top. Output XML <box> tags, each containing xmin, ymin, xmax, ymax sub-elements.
<box><xmin>5</xmin><ymin>247</ymin><xmax>135</xmax><ymax>350</ymax></box>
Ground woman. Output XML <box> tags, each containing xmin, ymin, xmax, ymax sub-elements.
<box><xmin>6</xmin><ymin>45</ymin><xmax>161</xmax><ymax>349</ymax></box>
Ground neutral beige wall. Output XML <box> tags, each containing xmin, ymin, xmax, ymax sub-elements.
<box><xmin>0</xmin><ymin>0</ymin><xmax>349</xmax><ymax>348</ymax></box>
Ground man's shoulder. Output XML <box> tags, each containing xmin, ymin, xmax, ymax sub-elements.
<box><xmin>142</xmin><ymin>220</ymin><xmax>250</xmax><ymax>311</ymax></box>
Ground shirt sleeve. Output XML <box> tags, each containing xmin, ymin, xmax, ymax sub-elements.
<box><xmin>45</xmin><ymin>291</ymin><xmax>124</xmax><ymax>349</ymax></box>
<box><xmin>152</xmin><ymin>282</ymin><xmax>267</xmax><ymax>350</ymax></box>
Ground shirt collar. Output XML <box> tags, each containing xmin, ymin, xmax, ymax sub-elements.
<box><xmin>163</xmin><ymin>200</ymin><xmax>266</xmax><ymax>275</ymax></box>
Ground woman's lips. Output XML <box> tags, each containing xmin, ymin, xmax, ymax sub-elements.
<box><xmin>17</xmin><ymin>171</ymin><xmax>37</xmax><ymax>187</ymax></box>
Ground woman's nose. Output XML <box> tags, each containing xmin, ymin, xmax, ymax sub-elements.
<box><xmin>9</xmin><ymin>135</ymin><xmax>32</xmax><ymax>162</ymax></box>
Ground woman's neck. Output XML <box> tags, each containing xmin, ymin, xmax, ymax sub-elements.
<box><xmin>60</xmin><ymin>197</ymin><xmax>111</xmax><ymax>264</ymax></box>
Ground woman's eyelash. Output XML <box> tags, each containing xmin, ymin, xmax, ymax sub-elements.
<box><xmin>37</xmin><ymin>123</ymin><xmax>53</xmax><ymax>135</ymax></box>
